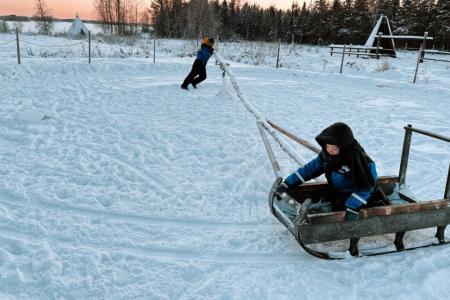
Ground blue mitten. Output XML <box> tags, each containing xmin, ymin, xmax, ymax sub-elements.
<box><xmin>274</xmin><ymin>181</ymin><xmax>289</xmax><ymax>200</ymax></box>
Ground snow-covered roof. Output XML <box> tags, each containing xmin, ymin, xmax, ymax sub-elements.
<box><xmin>68</xmin><ymin>15</ymin><xmax>89</xmax><ymax>36</ymax></box>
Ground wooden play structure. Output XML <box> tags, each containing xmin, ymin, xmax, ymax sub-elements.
<box><xmin>329</xmin><ymin>15</ymin><xmax>434</xmax><ymax>60</ymax></box>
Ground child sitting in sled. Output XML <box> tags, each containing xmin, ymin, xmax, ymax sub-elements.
<box><xmin>274</xmin><ymin>122</ymin><xmax>378</xmax><ymax>221</ymax></box>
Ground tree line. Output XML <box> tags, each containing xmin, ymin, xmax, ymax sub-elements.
<box><xmin>4</xmin><ymin>0</ymin><xmax>447</xmax><ymax>50</ymax></box>
<box><xmin>151</xmin><ymin>0</ymin><xmax>449</xmax><ymax>50</ymax></box>
<box><xmin>94</xmin><ymin>0</ymin><xmax>150</xmax><ymax>35</ymax></box>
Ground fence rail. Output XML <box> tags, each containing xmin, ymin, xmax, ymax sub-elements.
<box><xmin>329</xmin><ymin>45</ymin><xmax>381</xmax><ymax>50</ymax></box>
<box><xmin>425</xmin><ymin>49</ymin><xmax>450</xmax><ymax>56</ymax></box>
<box><xmin>377</xmin><ymin>35</ymin><xmax>434</xmax><ymax>40</ymax></box>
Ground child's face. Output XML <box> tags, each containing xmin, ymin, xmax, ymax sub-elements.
<box><xmin>326</xmin><ymin>144</ymin><xmax>340</xmax><ymax>156</ymax></box>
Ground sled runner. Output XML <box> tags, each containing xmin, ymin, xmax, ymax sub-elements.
<box><xmin>259</xmin><ymin>122</ymin><xmax>450</xmax><ymax>259</ymax></box>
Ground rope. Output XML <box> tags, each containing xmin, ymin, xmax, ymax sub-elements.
<box><xmin>0</xmin><ymin>39</ymin><xmax>16</xmax><ymax>46</ymax></box>
<box><xmin>20</xmin><ymin>39</ymin><xmax>86</xmax><ymax>48</ymax></box>
<box><xmin>214</xmin><ymin>52</ymin><xmax>310</xmax><ymax>169</ymax></box>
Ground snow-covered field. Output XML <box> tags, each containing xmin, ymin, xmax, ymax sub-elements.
<box><xmin>1</xmin><ymin>30</ymin><xmax>450</xmax><ymax>299</ymax></box>
<box><xmin>5</xmin><ymin>20</ymin><xmax>102</xmax><ymax>35</ymax></box>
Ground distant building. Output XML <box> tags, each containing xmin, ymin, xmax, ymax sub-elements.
<box><xmin>68</xmin><ymin>14</ymin><xmax>89</xmax><ymax>37</ymax></box>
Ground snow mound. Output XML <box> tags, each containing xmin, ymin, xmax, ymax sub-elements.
<box><xmin>16</xmin><ymin>110</ymin><xmax>57</xmax><ymax>123</ymax></box>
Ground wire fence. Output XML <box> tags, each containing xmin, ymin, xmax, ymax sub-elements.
<box><xmin>0</xmin><ymin>30</ymin><xmax>158</xmax><ymax>64</ymax></box>
<box><xmin>20</xmin><ymin>39</ymin><xmax>86</xmax><ymax>48</ymax></box>
<box><xmin>0</xmin><ymin>38</ymin><xmax>16</xmax><ymax>46</ymax></box>
<box><xmin>1</xmin><ymin>31</ymin><xmax>448</xmax><ymax>82</ymax></box>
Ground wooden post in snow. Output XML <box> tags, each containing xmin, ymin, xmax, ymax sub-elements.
<box><xmin>153</xmin><ymin>33</ymin><xmax>156</xmax><ymax>63</ymax></box>
<box><xmin>276</xmin><ymin>40</ymin><xmax>281</xmax><ymax>69</ymax></box>
<box><xmin>88</xmin><ymin>31</ymin><xmax>91</xmax><ymax>64</ymax></box>
<box><xmin>413</xmin><ymin>45</ymin><xmax>423</xmax><ymax>84</ymax></box>
<box><xmin>399</xmin><ymin>124</ymin><xmax>413</xmax><ymax>187</ymax></box>
<box><xmin>420</xmin><ymin>32</ymin><xmax>428</xmax><ymax>63</ymax></box>
<box><xmin>16</xmin><ymin>27</ymin><xmax>21</xmax><ymax>65</ymax></box>
<box><xmin>376</xmin><ymin>33</ymin><xmax>382</xmax><ymax>59</ymax></box>
<box><xmin>340</xmin><ymin>44</ymin><xmax>346</xmax><ymax>74</ymax></box>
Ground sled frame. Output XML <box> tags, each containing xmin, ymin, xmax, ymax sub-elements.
<box><xmin>258</xmin><ymin>121</ymin><xmax>450</xmax><ymax>259</ymax></box>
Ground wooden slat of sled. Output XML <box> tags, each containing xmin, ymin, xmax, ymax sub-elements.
<box><xmin>307</xmin><ymin>199</ymin><xmax>449</xmax><ymax>224</ymax></box>
<box><xmin>300</xmin><ymin>207</ymin><xmax>450</xmax><ymax>244</ymax></box>
<box><xmin>293</xmin><ymin>176</ymin><xmax>399</xmax><ymax>192</ymax></box>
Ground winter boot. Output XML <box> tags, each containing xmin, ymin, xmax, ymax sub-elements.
<box><xmin>181</xmin><ymin>84</ymin><xmax>189</xmax><ymax>90</ymax></box>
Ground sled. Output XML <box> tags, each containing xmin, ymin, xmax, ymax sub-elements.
<box><xmin>259</xmin><ymin>121</ymin><xmax>450</xmax><ymax>259</ymax></box>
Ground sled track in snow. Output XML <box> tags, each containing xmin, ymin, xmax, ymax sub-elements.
<box><xmin>0</xmin><ymin>197</ymin><xmax>281</xmax><ymax>232</ymax></box>
<box><xmin>0</xmin><ymin>226</ymin><xmax>304</xmax><ymax>263</ymax></box>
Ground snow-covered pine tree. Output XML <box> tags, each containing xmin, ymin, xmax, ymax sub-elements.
<box><xmin>430</xmin><ymin>0</ymin><xmax>450</xmax><ymax>49</ymax></box>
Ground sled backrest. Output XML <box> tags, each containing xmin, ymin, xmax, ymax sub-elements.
<box><xmin>287</xmin><ymin>175</ymin><xmax>399</xmax><ymax>204</ymax></box>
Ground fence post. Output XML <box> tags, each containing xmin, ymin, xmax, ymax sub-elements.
<box><xmin>16</xmin><ymin>27</ymin><xmax>21</xmax><ymax>65</ymax></box>
<box><xmin>340</xmin><ymin>44</ymin><xmax>346</xmax><ymax>74</ymax></box>
<box><xmin>376</xmin><ymin>32</ymin><xmax>382</xmax><ymax>59</ymax></box>
<box><xmin>399</xmin><ymin>125</ymin><xmax>413</xmax><ymax>187</ymax></box>
<box><xmin>88</xmin><ymin>31</ymin><xmax>91</xmax><ymax>64</ymax></box>
<box><xmin>276</xmin><ymin>39</ymin><xmax>281</xmax><ymax>68</ymax></box>
<box><xmin>413</xmin><ymin>45</ymin><xmax>423</xmax><ymax>84</ymax></box>
<box><xmin>153</xmin><ymin>33</ymin><xmax>156</xmax><ymax>63</ymax></box>
<box><xmin>420</xmin><ymin>32</ymin><xmax>428</xmax><ymax>63</ymax></box>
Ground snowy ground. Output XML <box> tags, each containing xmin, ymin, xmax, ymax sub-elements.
<box><xmin>1</xmin><ymin>32</ymin><xmax>450</xmax><ymax>299</ymax></box>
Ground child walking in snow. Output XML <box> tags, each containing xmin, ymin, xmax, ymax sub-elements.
<box><xmin>274</xmin><ymin>122</ymin><xmax>378</xmax><ymax>221</ymax></box>
<box><xmin>181</xmin><ymin>37</ymin><xmax>215</xmax><ymax>90</ymax></box>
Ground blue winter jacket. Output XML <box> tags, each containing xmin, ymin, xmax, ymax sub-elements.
<box><xmin>284</xmin><ymin>154</ymin><xmax>378</xmax><ymax>210</ymax></box>
<box><xmin>196</xmin><ymin>45</ymin><xmax>213</xmax><ymax>63</ymax></box>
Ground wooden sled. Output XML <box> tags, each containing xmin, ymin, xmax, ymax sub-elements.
<box><xmin>259</xmin><ymin>121</ymin><xmax>450</xmax><ymax>259</ymax></box>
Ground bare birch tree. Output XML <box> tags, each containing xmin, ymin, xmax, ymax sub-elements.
<box><xmin>94</xmin><ymin>0</ymin><xmax>142</xmax><ymax>35</ymax></box>
<box><xmin>34</xmin><ymin>0</ymin><xmax>54</xmax><ymax>35</ymax></box>
<box><xmin>187</xmin><ymin>0</ymin><xmax>219</xmax><ymax>38</ymax></box>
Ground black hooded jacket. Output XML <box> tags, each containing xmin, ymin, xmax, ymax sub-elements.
<box><xmin>284</xmin><ymin>123</ymin><xmax>378</xmax><ymax>210</ymax></box>
<box><xmin>315</xmin><ymin>122</ymin><xmax>375</xmax><ymax>192</ymax></box>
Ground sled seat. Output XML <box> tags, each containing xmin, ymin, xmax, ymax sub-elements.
<box><xmin>298</xmin><ymin>197</ymin><xmax>450</xmax><ymax>245</ymax></box>
<box><xmin>306</xmin><ymin>199</ymin><xmax>449</xmax><ymax>225</ymax></box>
<box><xmin>284</xmin><ymin>176</ymin><xmax>450</xmax><ymax>245</ymax></box>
